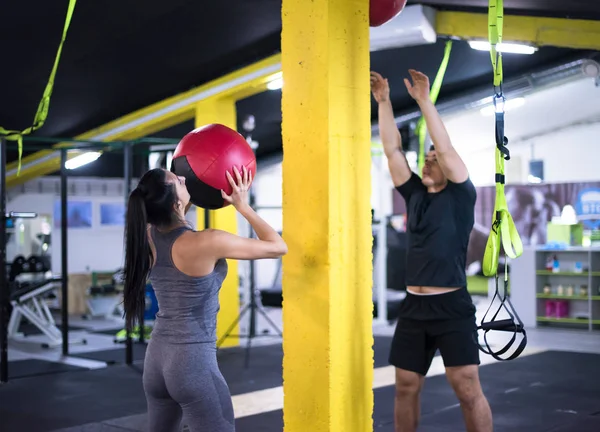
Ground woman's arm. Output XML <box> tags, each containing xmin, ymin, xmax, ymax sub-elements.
<box><xmin>204</xmin><ymin>166</ymin><xmax>287</xmax><ymax>260</ymax></box>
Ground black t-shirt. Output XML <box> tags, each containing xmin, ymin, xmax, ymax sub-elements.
<box><xmin>396</xmin><ymin>172</ymin><xmax>476</xmax><ymax>288</ymax></box>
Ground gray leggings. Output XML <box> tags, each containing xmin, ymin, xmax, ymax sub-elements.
<box><xmin>143</xmin><ymin>339</ymin><xmax>235</xmax><ymax>432</ymax></box>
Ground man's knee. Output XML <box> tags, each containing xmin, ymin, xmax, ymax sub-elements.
<box><xmin>395</xmin><ymin>368</ymin><xmax>423</xmax><ymax>399</ymax></box>
<box><xmin>445</xmin><ymin>365</ymin><xmax>483</xmax><ymax>408</ymax></box>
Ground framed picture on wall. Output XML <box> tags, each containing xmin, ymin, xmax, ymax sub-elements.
<box><xmin>100</xmin><ymin>202</ymin><xmax>125</xmax><ymax>226</ymax></box>
<box><xmin>54</xmin><ymin>200</ymin><xmax>93</xmax><ymax>229</ymax></box>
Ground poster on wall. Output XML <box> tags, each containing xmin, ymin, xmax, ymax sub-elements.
<box><xmin>575</xmin><ymin>187</ymin><xmax>600</xmax><ymax>230</ymax></box>
<box><xmin>100</xmin><ymin>202</ymin><xmax>125</xmax><ymax>226</ymax></box>
<box><xmin>53</xmin><ymin>200</ymin><xmax>93</xmax><ymax>229</ymax></box>
<box><xmin>393</xmin><ymin>181</ymin><xmax>600</xmax><ymax>274</ymax></box>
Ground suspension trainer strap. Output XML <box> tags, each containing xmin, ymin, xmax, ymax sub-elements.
<box><xmin>476</xmin><ymin>0</ymin><xmax>527</xmax><ymax>361</ymax></box>
<box><xmin>417</xmin><ymin>40</ymin><xmax>453</xmax><ymax>173</ymax></box>
<box><xmin>0</xmin><ymin>0</ymin><xmax>78</xmax><ymax>175</ymax></box>
<box><xmin>482</xmin><ymin>0</ymin><xmax>522</xmax><ymax>277</ymax></box>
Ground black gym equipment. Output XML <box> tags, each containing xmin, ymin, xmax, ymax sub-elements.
<box><xmin>0</xmin><ymin>138</ymin><xmax>10</xmax><ymax>382</ymax></box>
<box><xmin>6</xmin><ymin>253</ymin><xmax>82</xmax><ymax>349</ymax></box>
<box><xmin>475</xmin><ymin>274</ymin><xmax>528</xmax><ymax>361</ymax></box>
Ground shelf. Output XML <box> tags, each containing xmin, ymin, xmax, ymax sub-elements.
<box><xmin>536</xmin><ymin>270</ymin><xmax>600</xmax><ymax>276</ymax></box>
<box><xmin>536</xmin><ymin>247</ymin><xmax>600</xmax><ymax>252</ymax></box>
<box><xmin>536</xmin><ymin>317</ymin><xmax>600</xmax><ymax>324</ymax></box>
<box><xmin>536</xmin><ymin>294</ymin><xmax>600</xmax><ymax>300</ymax></box>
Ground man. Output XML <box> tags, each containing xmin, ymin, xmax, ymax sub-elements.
<box><xmin>370</xmin><ymin>69</ymin><xmax>492</xmax><ymax>432</ymax></box>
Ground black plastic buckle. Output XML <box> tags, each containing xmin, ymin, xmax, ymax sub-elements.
<box><xmin>493</xmin><ymin>93</ymin><xmax>510</xmax><ymax>161</ymax></box>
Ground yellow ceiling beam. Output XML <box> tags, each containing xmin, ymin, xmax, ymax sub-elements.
<box><xmin>436</xmin><ymin>11</ymin><xmax>600</xmax><ymax>51</ymax></box>
<box><xmin>6</xmin><ymin>53</ymin><xmax>282</xmax><ymax>187</ymax></box>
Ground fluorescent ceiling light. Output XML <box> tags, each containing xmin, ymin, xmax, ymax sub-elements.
<box><xmin>65</xmin><ymin>151</ymin><xmax>101</xmax><ymax>169</ymax></box>
<box><xmin>469</xmin><ymin>40</ymin><xmax>537</xmax><ymax>55</ymax></box>
<box><xmin>166</xmin><ymin>151</ymin><xmax>173</xmax><ymax>171</ymax></box>
<box><xmin>267</xmin><ymin>78</ymin><xmax>283</xmax><ymax>90</ymax></box>
<box><xmin>480</xmin><ymin>97</ymin><xmax>526</xmax><ymax>116</ymax></box>
<box><xmin>266</xmin><ymin>72</ymin><xmax>283</xmax><ymax>90</ymax></box>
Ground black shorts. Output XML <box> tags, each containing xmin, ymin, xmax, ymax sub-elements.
<box><xmin>389</xmin><ymin>288</ymin><xmax>480</xmax><ymax>376</ymax></box>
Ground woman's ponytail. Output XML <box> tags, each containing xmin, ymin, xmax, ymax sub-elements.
<box><xmin>123</xmin><ymin>187</ymin><xmax>153</xmax><ymax>331</ymax></box>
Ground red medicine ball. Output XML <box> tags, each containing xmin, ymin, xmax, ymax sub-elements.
<box><xmin>170</xmin><ymin>124</ymin><xmax>257</xmax><ymax>210</ymax></box>
<box><xmin>370</xmin><ymin>0</ymin><xmax>407</xmax><ymax>27</ymax></box>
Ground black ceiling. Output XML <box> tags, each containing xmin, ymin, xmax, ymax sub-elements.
<box><xmin>1</xmin><ymin>0</ymin><xmax>599</xmax><ymax>179</ymax></box>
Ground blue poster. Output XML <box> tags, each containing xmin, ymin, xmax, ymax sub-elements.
<box><xmin>54</xmin><ymin>200</ymin><xmax>93</xmax><ymax>228</ymax></box>
<box><xmin>575</xmin><ymin>188</ymin><xmax>600</xmax><ymax>230</ymax></box>
<box><xmin>100</xmin><ymin>202</ymin><xmax>125</xmax><ymax>226</ymax></box>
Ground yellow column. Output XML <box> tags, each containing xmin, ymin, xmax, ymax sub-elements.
<box><xmin>195</xmin><ymin>98</ymin><xmax>240</xmax><ymax>348</ymax></box>
<box><xmin>281</xmin><ymin>0</ymin><xmax>373</xmax><ymax>431</ymax></box>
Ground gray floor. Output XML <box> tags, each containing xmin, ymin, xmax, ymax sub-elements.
<box><xmin>6</xmin><ymin>293</ymin><xmax>600</xmax><ymax>432</ymax></box>
<box><xmin>8</xmin><ymin>293</ymin><xmax>600</xmax><ymax>368</ymax></box>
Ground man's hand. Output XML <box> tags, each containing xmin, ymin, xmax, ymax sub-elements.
<box><xmin>370</xmin><ymin>71</ymin><xmax>390</xmax><ymax>104</ymax></box>
<box><xmin>404</xmin><ymin>69</ymin><xmax>430</xmax><ymax>103</ymax></box>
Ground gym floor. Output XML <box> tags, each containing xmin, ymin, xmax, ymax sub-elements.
<box><xmin>2</xmin><ymin>296</ymin><xmax>600</xmax><ymax>432</ymax></box>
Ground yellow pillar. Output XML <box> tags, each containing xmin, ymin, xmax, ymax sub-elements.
<box><xmin>281</xmin><ymin>0</ymin><xmax>373</xmax><ymax>431</ymax></box>
<box><xmin>195</xmin><ymin>98</ymin><xmax>240</xmax><ymax>348</ymax></box>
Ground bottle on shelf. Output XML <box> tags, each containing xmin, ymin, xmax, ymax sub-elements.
<box><xmin>546</xmin><ymin>255</ymin><xmax>554</xmax><ymax>271</ymax></box>
<box><xmin>556</xmin><ymin>300</ymin><xmax>569</xmax><ymax>318</ymax></box>
<box><xmin>552</xmin><ymin>254</ymin><xmax>560</xmax><ymax>273</ymax></box>
<box><xmin>545</xmin><ymin>300</ymin><xmax>556</xmax><ymax>318</ymax></box>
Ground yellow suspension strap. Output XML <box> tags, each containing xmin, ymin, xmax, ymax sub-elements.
<box><xmin>0</xmin><ymin>0</ymin><xmax>78</xmax><ymax>175</ymax></box>
<box><xmin>416</xmin><ymin>40</ymin><xmax>453</xmax><ymax>173</ymax></box>
<box><xmin>477</xmin><ymin>0</ymin><xmax>527</xmax><ymax>361</ymax></box>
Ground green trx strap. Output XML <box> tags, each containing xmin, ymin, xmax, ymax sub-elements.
<box><xmin>476</xmin><ymin>0</ymin><xmax>527</xmax><ymax>363</ymax></box>
<box><xmin>482</xmin><ymin>0</ymin><xmax>523</xmax><ymax>277</ymax></box>
<box><xmin>417</xmin><ymin>40</ymin><xmax>453</xmax><ymax>173</ymax></box>
<box><xmin>0</xmin><ymin>0</ymin><xmax>78</xmax><ymax>175</ymax></box>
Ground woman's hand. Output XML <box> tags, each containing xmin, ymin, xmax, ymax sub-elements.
<box><xmin>221</xmin><ymin>165</ymin><xmax>252</xmax><ymax>209</ymax></box>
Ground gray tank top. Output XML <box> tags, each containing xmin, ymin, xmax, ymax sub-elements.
<box><xmin>148</xmin><ymin>225</ymin><xmax>228</xmax><ymax>344</ymax></box>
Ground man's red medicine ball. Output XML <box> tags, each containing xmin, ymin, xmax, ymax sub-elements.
<box><xmin>370</xmin><ymin>0</ymin><xmax>407</xmax><ymax>27</ymax></box>
<box><xmin>170</xmin><ymin>124</ymin><xmax>257</xmax><ymax>210</ymax></box>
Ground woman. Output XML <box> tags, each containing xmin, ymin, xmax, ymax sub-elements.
<box><xmin>123</xmin><ymin>165</ymin><xmax>287</xmax><ymax>432</ymax></box>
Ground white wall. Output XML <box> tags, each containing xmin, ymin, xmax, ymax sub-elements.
<box><xmin>454</xmin><ymin>122</ymin><xmax>600</xmax><ymax>186</ymax></box>
<box><xmin>442</xmin><ymin>76</ymin><xmax>600</xmax><ymax>186</ymax></box>
<box><xmin>7</xmin><ymin>192</ymin><xmax>126</xmax><ymax>275</ymax></box>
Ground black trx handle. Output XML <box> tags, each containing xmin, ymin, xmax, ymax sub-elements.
<box><xmin>493</xmin><ymin>93</ymin><xmax>510</xmax><ymax>161</ymax></box>
<box><xmin>475</xmin><ymin>275</ymin><xmax>528</xmax><ymax>361</ymax></box>
<box><xmin>479</xmin><ymin>318</ymin><xmax>523</xmax><ymax>332</ymax></box>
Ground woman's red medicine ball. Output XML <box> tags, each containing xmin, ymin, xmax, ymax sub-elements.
<box><xmin>370</xmin><ymin>0</ymin><xmax>407</xmax><ymax>27</ymax></box>
<box><xmin>170</xmin><ymin>124</ymin><xmax>257</xmax><ymax>210</ymax></box>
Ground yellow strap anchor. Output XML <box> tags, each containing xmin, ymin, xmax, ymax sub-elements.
<box><xmin>482</xmin><ymin>0</ymin><xmax>523</xmax><ymax>277</ymax></box>
<box><xmin>0</xmin><ymin>0</ymin><xmax>77</xmax><ymax>175</ymax></box>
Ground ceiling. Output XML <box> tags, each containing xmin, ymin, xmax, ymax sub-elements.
<box><xmin>1</xmin><ymin>0</ymin><xmax>599</xmax><ymax>179</ymax></box>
